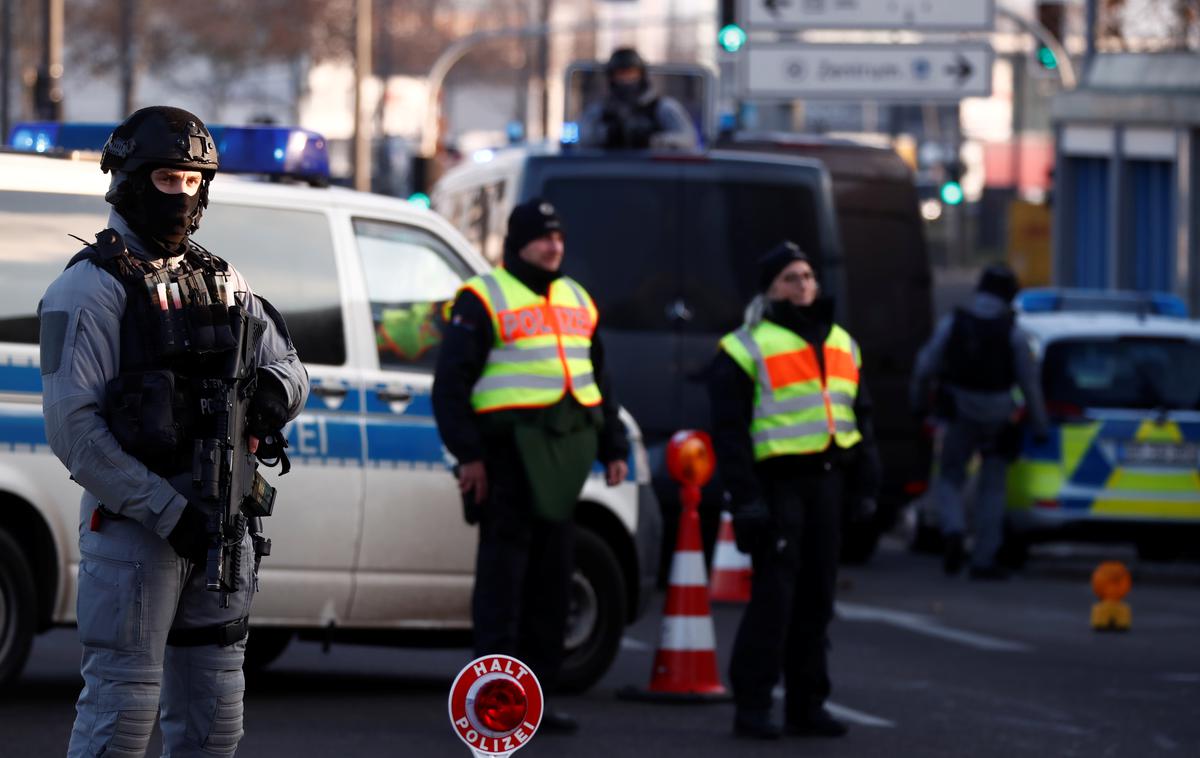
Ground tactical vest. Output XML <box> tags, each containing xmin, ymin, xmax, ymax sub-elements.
<box><xmin>720</xmin><ymin>320</ymin><xmax>863</xmax><ymax>461</ymax></box>
<box><xmin>462</xmin><ymin>268</ymin><xmax>602</xmax><ymax>413</ymax></box>
<box><xmin>943</xmin><ymin>308</ymin><xmax>1016</xmax><ymax>392</ymax></box>
<box><xmin>66</xmin><ymin>228</ymin><xmax>241</xmax><ymax>474</ymax></box>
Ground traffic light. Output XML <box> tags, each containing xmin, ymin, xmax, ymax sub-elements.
<box><xmin>1035</xmin><ymin>1</ymin><xmax>1065</xmax><ymax>72</ymax></box>
<box><xmin>940</xmin><ymin>180</ymin><xmax>964</xmax><ymax>206</ymax></box>
<box><xmin>718</xmin><ymin>0</ymin><xmax>745</xmax><ymax>53</ymax></box>
<box><xmin>718</xmin><ymin>24</ymin><xmax>747</xmax><ymax>53</ymax></box>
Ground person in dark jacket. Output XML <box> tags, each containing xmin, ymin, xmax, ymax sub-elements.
<box><xmin>709</xmin><ymin>241</ymin><xmax>879</xmax><ymax>740</ymax></box>
<box><xmin>910</xmin><ymin>263</ymin><xmax>1048</xmax><ymax>579</ymax></box>
<box><xmin>432</xmin><ymin>198</ymin><xmax>629</xmax><ymax>733</ymax></box>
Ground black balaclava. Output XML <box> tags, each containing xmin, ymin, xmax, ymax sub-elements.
<box><xmin>503</xmin><ymin>199</ymin><xmax>564</xmax><ymax>295</ymax></box>
<box><xmin>757</xmin><ymin>241</ymin><xmax>833</xmax><ymax>342</ymax></box>
<box><xmin>112</xmin><ymin>167</ymin><xmax>206</xmax><ymax>257</ymax></box>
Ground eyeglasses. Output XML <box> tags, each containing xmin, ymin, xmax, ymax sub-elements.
<box><xmin>779</xmin><ymin>270</ymin><xmax>815</xmax><ymax>285</ymax></box>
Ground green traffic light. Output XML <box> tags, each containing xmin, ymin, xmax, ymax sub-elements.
<box><xmin>1037</xmin><ymin>46</ymin><xmax>1058</xmax><ymax>70</ymax></box>
<box><xmin>408</xmin><ymin>192</ymin><xmax>431</xmax><ymax>209</ymax></box>
<box><xmin>718</xmin><ymin>24</ymin><xmax>746</xmax><ymax>53</ymax></box>
<box><xmin>940</xmin><ymin>181</ymin><xmax>964</xmax><ymax>206</ymax></box>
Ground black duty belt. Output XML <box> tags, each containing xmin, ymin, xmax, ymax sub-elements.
<box><xmin>167</xmin><ymin>616</ymin><xmax>250</xmax><ymax>647</ymax></box>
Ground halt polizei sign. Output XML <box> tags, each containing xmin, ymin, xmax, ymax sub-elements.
<box><xmin>743</xmin><ymin>0</ymin><xmax>995</xmax><ymax>31</ymax></box>
<box><xmin>742</xmin><ymin>43</ymin><xmax>994</xmax><ymax>100</ymax></box>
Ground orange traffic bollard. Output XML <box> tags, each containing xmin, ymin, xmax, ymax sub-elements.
<box><xmin>1090</xmin><ymin>561</ymin><xmax>1132</xmax><ymax>632</ymax></box>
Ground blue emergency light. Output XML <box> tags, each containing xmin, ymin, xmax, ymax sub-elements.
<box><xmin>1016</xmin><ymin>288</ymin><xmax>1189</xmax><ymax>318</ymax></box>
<box><xmin>6</xmin><ymin>121</ymin><xmax>331</xmax><ymax>186</ymax></box>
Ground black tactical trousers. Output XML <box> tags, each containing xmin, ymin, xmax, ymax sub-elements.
<box><xmin>471</xmin><ymin>445</ymin><xmax>574</xmax><ymax>691</ymax></box>
<box><xmin>729</xmin><ymin>462</ymin><xmax>843</xmax><ymax>718</ymax></box>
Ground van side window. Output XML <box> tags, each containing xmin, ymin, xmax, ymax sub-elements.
<box><xmin>353</xmin><ymin>218</ymin><xmax>471</xmax><ymax>372</ymax></box>
<box><xmin>0</xmin><ymin>190</ymin><xmax>108</xmax><ymax>344</ymax></box>
<box><xmin>195</xmin><ymin>204</ymin><xmax>346</xmax><ymax>365</ymax></box>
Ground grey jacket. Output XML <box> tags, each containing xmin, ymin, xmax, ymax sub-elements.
<box><xmin>910</xmin><ymin>292</ymin><xmax>1049</xmax><ymax>434</ymax></box>
<box><xmin>39</xmin><ymin>211</ymin><xmax>309</xmax><ymax>538</ymax></box>
<box><xmin>578</xmin><ymin>92</ymin><xmax>698</xmax><ymax>150</ymax></box>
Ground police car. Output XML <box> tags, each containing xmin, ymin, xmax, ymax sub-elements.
<box><xmin>0</xmin><ymin>124</ymin><xmax>660</xmax><ymax>691</ymax></box>
<box><xmin>912</xmin><ymin>288</ymin><xmax>1200</xmax><ymax>563</ymax></box>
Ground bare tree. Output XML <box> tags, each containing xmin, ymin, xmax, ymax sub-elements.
<box><xmin>1100</xmin><ymin>0</ymin><xmax>1200</xmax><ymax>51</ymax></box>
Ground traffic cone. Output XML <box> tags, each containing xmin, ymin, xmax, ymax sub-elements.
<box><xmin>619</xmin><ymin>483</ymin><xmax>728</xmax><ymax>702</ymax></box>
<box><xmin>709</xmin><ymin>511</ymin><xmax>752</xmax><ymax>603</ymax></box>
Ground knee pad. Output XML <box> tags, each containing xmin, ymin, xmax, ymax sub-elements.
<box><xmin>203</xmin><ymin>693</ymin><xmax>244</xmax><ymax>755</ymax></box>
<box><xmin>103</xmin><ymin>710</ymin><xmax>157</xmax><ymax>757</ymax></box>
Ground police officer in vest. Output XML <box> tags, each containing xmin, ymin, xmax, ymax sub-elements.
<box><xmin>432</xmin><ymin>198</ymin><xmax>629</xmax><ymax>733</ymax></box>
<box><xmin>709</xmin><ymin>242</ymin><xmax>878</xmax><ymax>740</ymax></box>
<box><xmin>911</xmin><ymin>263</ymin><xmax>1048</xmax><ymax>579</ymax></box>
<box><xmin>578</xmin><ymin>47</ymin><xmax>698</xmax><ymax>150</ymax></box>
<box><xmin>39</xmin><ymin>106</ymin><xmax>309</xmax><ymax>757</ymax></box>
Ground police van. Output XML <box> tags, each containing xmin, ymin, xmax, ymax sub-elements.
<box><xmin>0</xmin><ymin>124</ymin><xmax>660</xmax><ymax>692</ymax></box>
<box><xmin>912</xmin><ymin>289</ymin><xmax>1200</xmax><ymax>563</ymax></box>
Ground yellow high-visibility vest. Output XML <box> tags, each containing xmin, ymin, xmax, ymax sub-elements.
<box><xmin>720</xmin><ymin>320</ymin><xmax>862</xmax><ymax>460</ymax></box>
<box><xmin>463</xmin><ymin>268</ymin><xmax>602</xmax><ymax>413</ymax></box>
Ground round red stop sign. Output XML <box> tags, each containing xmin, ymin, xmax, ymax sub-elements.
<box><xmin>449</xmin><ymin>655</ymin><xmax>543</xmax><ymax>756</ymax></box>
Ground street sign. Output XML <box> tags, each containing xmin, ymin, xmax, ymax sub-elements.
<box><xmin>744</xmin><ymin>0</ymin><xmax>994</xmax><ymax>31</ymax></box>
<box><xmin>742</xmin><ymin>44</ymin><xmax>993</xmax><ymax>101</ymax></box>
<box><xmin>449</xmin><ymin>655</ymin><xmax>543</xmax><ymax>758</ymax></box>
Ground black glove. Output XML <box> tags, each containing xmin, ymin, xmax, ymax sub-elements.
<box><xmin>732</xmin><ymin>500</ymin><xmax>774</xmax><ymax>554</ymax></box>
<box><xmin>248</xmin><ymin>369</ymin><xmax>289</xmax><ymax>440</ymax></box>
<box><xmin>167</xmin><ymin>503</ymin><xmax>211</xmax><ymax>564</ymax></box>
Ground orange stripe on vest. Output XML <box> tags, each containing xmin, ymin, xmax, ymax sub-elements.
<box><xmin>764</xmin><ymin>348</ymin><xmax>821</xmax><ymax>388</ymax></box>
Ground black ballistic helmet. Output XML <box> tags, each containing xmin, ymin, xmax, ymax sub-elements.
<box><xmin>977</xmin><ymin>262</ymin><xmax>1020</xmax><ymax>303</ymax></box>
<box><xmin>100</xmin><ymin>106</ymin><xmax>219</xmax><ymax>178</ymax></box>
<box><xmin>606</xmin><ymin>47</ymin><xmax>647</xmax><ymax>82</ymax></box>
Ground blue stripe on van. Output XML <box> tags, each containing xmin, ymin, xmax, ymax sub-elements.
<box><xmin>0</xmin><ymin>408</ymin><xmax>47</xmax><ymax>447</ymax></box>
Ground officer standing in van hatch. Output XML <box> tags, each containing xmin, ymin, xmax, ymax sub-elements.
<box><xmin>578</xmin><ymin>47</ymin><xmax>698</xmax><ymax>150</ymax></box>
<box><xmin>432</xmin><ymin>198</ymin><xmax>629</xmax><ymax>733</ymax></box>
<box><xmin>911</xmin><ymin>263</ymin><xmax>1048</xmax><ymax>580</ymax></box>
<box><xmin>39</xmin><ymin>106</ymin><xmax>308</xmax><ymax>757</ymax></box>
<box><xmin>709</xmin><ymin>242</ymin><xmax>879</xmax><ymax>740</ymax></box>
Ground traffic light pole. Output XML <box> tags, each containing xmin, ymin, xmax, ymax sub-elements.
<box><xmin>996</xmin><ymin>7</ymin><xmax>1077</xmax><ymax>89</ymax></box>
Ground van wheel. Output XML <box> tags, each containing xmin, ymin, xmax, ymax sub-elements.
<box><xmin>244</xmin><ymin>629</ymin><xmax>293</xmax><ymax>672</ymax></box>
<box><xmin>0</xmin><ymin>528</ymin><xmax>36</xmax><ymax>693</ymax></box>
<box><xmin>558</xmin><ymin>529</ymin><xmax>626</xmax><ymax>694</ymax></box>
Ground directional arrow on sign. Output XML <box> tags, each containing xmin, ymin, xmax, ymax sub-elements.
<box><xmin>946</xmin><ymin>54</ymin><xmax>974</xmax><ymax>85</ymax></box>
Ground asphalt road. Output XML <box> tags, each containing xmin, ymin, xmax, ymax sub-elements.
<box><xmin>6</xmin><ymin>535</ymin><xmax>1199</xmax><ymax>757</ymax></box>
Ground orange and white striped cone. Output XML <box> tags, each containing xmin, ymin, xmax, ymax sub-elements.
<box><xmin>709</xmin><ymin>511</ymin><xmax>752</xmax><ymax>603</ymax></box>
<box><xmin>618</xmin><ymin>483</ymin><xmax>728</xmax><ymax>702</ymax></box>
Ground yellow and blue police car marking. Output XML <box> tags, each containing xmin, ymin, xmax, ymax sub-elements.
<box><xmin>1008</xmin><ymin>413</ymin><xmax>1200</xmax><ymax>520</ymax></box>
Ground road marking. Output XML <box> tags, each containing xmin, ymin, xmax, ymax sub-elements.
<box><xmin>1160</xmin><ymin>672</ymin><xmax>1200</xmax><ymax>683</ymax></box>
<box><xmin>620</xmin><ymin>636</ymin><xmax>652</xmax><ymax>652</ymax></box>
<box><xmin>837</xmin><ymin>602</ymin><xmax>1033</xmax><ymax>653</ymax></box>
<box><xmin>770</xmin><ymin>688</ymin><xmax>895</xmax><ymax>728</ymax></box>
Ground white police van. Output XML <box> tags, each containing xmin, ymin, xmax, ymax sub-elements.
<box><xmin>0</xmin><ymin>124</ymin><xmax>660</xmax><ymax>692</ymax></box>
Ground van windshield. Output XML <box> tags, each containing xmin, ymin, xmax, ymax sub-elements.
<box><xmin>544</xmin><ymin>175</ymin><xmax>821</xmax><ymax>332</ymax></box>
<box><xmin>1043</xmin><ymin>337</ymin><xmax>1200</xmax><ymax>411</ymax></box>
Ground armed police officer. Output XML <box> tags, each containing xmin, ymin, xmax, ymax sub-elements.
<box><xmin>709</xmin><ymin>242</ymin><xmax>879</xmax><ymax>740</ymax></box>
<box><xmin>578</xmin><ymin>47</ymin><xmax>698</xmax><ymax>150</ymax></box>
<box><xmin>911</xmin><ymin>263</ymin><xmax>1048</xmax><ymax>579</ymax></box>
<box><xmin>40</xmin><ymin>106</ymin><xmax>308</xmax><ymax>757</ymax></box>
<box><xmin>432</xmin><ymin>199</ymin><xmax>628</xmax><ymax>733</ymax></box>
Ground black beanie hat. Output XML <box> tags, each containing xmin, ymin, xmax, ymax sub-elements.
<box><xmin>758</xmin><ymin>241</ymin><xmax>811</xmax><ymax>292</ymax></box>
<box><xmin>977</xmin><ymin>262</ymin><xmax>1020</xmax><ymax>302</ymax></box>
<box><xmin>504</xmin><ymin>198</ymin><xmax>563</xmax><ymax>258</ymax></box>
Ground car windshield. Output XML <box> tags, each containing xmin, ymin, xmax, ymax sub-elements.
<box><xmin>1042</xmin><ymin>337</ymin><xmax>1200</xmax><ymax>411</ymax></box>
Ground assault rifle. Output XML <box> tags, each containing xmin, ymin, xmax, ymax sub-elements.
<box><xmin>191</xmin><ymin>305</ymin><xmax>277</xmax><ymax>608</ymax></box>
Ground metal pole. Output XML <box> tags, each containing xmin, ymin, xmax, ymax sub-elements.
<box><xmin>536</xmin><ymin>0</ymin><xmax>551</xmax><ymax>140</ymax></box>
<box><xmin>1</xmin><ymin>0</ymin><xmax>12</xmax><ymax>138</ymax></box>
<box><xmin>1085</xmin><ymin>0</ymin><xmax>1098</xmax><ymax>69</ymax></box>
<box><xmin>37</xmin><ymin>0</ymin><xmax>63</xmax><ymax>121</ymax></box>
<box><xmin>1010</xmin><ymin>53</ymin><xmax>1025</xmax><ymax>196</ymax></box>
<box><xmin>996</xmin><ymin>6</ymin><xmax>1077</xmax><ymax>90</ymax></box>
<box><xmin>353</xmin><ymin>0</ymin><xmax>372</xmax><ymax>192</ymax></box>
<box><xmin>119</xmin><ymin>0</ymin><xmax>136</xmax><ymax>117</ymax></box>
